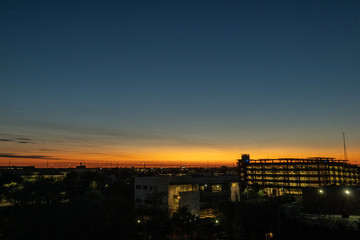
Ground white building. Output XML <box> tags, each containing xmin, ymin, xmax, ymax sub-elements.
<box><xmin>134</xmin><ymin>175</ymin><xmax>240</xmax><ymax>218</ymax></box>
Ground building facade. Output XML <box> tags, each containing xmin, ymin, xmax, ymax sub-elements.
<box><xmin>238</xmin><ymin>154</ymin><xmax>360</xmax><ymax>195</ymax></box>
<box><xmin>134</xmin><ymin>175</ymin><xmax>240</xmax><ymax>218</ymax></box>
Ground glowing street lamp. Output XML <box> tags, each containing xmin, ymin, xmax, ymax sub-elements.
<box><xmin>345</xmin><ymin>190</ymin><xmax>350</xmax><ymax>195</ymax></box>
<box><xmin>319</xmin><ymin>189</ymin><xmax>324</xmax><ymax>194</ymax></box>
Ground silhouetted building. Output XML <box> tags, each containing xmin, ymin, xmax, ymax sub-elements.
<box><xmin>76</xmin><ymin>162</ymin><xmax>86</xmax><ymax>169</ymax></box>
<box><xmin>238</xmin><ymin>154</ymin><xmax>360</xmax><ymax>195</ymax></box>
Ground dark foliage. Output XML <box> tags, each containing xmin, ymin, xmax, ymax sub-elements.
<box><xmin>1</xmin><ymin>170</ymin><xmax>360</xmax><ymax>240</ymax></box>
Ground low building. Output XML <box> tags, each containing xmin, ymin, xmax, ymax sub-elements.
<box><xmin>134</xmin><ymin>175</ymin><xmax>240</xmax><ymax>218</ymax></box>
<box><xmin>238</xmin><ymin>154</ymin><xmax>360</xmax><ymax>195</ymax></box>
<box><xmin>0</xmin><ymin>166</ymin><xmax>66</xmax><ymax>180</ymax></box>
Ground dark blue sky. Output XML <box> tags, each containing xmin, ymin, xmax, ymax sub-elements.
<box><xmin>1</xmin><ymin>0</ymin><xmax>360</xmax><ymax>165</ymax></box>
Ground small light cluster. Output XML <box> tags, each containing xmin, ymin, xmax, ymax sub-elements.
<box><xmin>318</xmin><ymin>189</ymin><xmax>351</xmax><ymax>195</ymax></box>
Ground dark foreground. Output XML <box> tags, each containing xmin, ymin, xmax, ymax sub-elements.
<box><xmin>1</xmin><ymin>170</ymin><xmax>360</xmax><ymax>240</ymax></box>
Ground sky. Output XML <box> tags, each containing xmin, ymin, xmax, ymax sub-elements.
<box><xmin>1</xmin><ymin>0</ymin><xmax>360</xmax><ymax>167</ymax></box>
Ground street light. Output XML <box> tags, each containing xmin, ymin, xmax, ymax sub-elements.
<box><xmin>319</xmin><ymin>189</ymin><xmax>324</xmax><ymax>194</ymax></box>
<box><xmin>345</xmin><ymin>190</ymin><xmax>350</xmax><ymax>195</ymax></box>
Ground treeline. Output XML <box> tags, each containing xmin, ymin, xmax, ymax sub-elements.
<box><xmin>0</xmin><ymin>170</ymin><xmax>360</xmax><ymax>240</ymax></box>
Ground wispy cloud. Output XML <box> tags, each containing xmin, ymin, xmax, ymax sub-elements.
<box><xmin>0</xmin><ymin>136</ymin><xmax>35</xmax><ymax>144</ymax></box>
<box><xmin>15</xmin><ymin>137</ymin><xmax>33</xmax><ymax>144</ymax></box>
<box><xmin>0</xmin><ymin>153</ymin><xmax>60</xmax><ymax>160</ymax></box>
<box><xmin>16</xmin><ymin>138</ymin><xmax>31</xmax><ymax>141</ymax></box>
<box><xmin>0</xmin><ymin>139</ymin><xmax>12</xmax><ymax>142</ymax></box>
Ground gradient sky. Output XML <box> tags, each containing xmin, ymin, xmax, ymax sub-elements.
<box><xmin>1</xmin><ymin>0</ymin><xmax>360</xmax><ymax>167</ymax></box>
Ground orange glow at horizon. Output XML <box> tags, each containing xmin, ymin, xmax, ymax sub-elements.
<box><xmin>1</xmin><ymin>145</ymin><xmax>360</xmax><ymax>168</ymax></box>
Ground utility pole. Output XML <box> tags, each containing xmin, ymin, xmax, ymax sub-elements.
<box><xmin>343</xmin><ymin>132</ymin><xmax>348</xmax><ymax>161</ymax></box>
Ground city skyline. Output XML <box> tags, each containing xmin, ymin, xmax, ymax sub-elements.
<box><xmin>1</xmin><ymin>1</ymin><xmax>360</xmax><ymax>167</ymax></box>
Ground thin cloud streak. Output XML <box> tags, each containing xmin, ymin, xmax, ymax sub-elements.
<box><xmin>0</xmin><ymin>135</ymin><xmax>34</xmax><ymax>144</ymax></box>
<box><xmin>0</xmin><ymin>153</ymin><xmax>61</xmax><ymax>160</ymax></box>
<box><xmin>16</xmin><ymin>138</ymin><xmax>31</xmax><ymax>141</ymax></box>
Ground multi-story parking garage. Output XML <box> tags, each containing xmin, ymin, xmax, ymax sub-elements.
<box><xmin>238</xmin><ymin>154</ymin><xmax>360</xmax><ymax>195</ymax></box>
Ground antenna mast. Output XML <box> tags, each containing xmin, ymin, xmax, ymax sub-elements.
<box><xmin>343</xmin><ymin>132</ymin><xmax>348</xmax><ymax>161</ymax></box>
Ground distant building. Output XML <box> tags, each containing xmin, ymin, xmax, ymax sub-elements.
<box><xmin>134</xmin><ymin>175</ymin><xmax>240</xmax><ymax>218</ymax></box>
<box><xmin>75</xmin><ymin>162</ymin><xmax>86</xmax><ymax>169</ymax></box>
<box><xmin>0</xmin><ymin>166</ymin><xmax>35</xmax><ymax>171</ymax></box>
<box><xmin>0</xmin><ymin>166</ymin><xmax>65</xmax><ymax>180</ymax></box>
<box><xmin>238</xmin><ymin>154</ymin><xmax>360</xmax><ymax>195</ymax></box>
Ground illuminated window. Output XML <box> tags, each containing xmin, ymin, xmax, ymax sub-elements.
<box><xmin>212</xmin><ymin>185</ymin><xmax>222</xmax><ymax>192</ymax></box>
